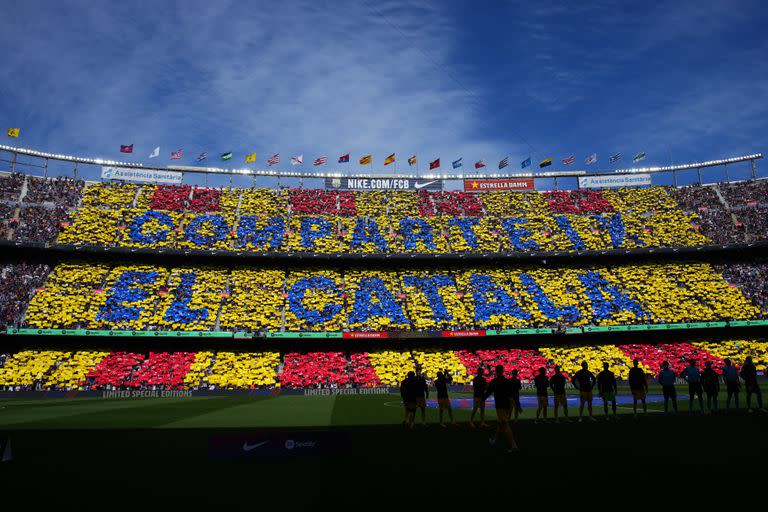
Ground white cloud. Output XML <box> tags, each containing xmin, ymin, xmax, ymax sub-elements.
<box><xmin>0</xmin><ymin>0</ymin><xmax>524</xmax><ymax>184</ymax></box>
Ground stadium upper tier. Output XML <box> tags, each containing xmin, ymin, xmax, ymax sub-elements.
<box><xmin>2</xmin><ymin>174</ymin><xmax>768</xmax><ymax>255</ymax></box>
<box><xmin>0</xmin><ymin>338</ymin><xmax>765</xmax><ymax>390</ymax></box>
<box><xmin>1</xmin><ymin>260</ymin><xmax>765</xmax><ymax>332</ymax></box>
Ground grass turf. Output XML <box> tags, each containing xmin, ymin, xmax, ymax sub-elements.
<box><xmin>2</xmin><ymin>387</ymin><xmax>766</xmax><ymax>504</ymax></box>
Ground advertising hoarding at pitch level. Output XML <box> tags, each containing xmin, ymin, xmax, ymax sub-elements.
<box><xmin>324</xmin><ymin>177</ymin><xmax>443</xmax><ymax>191</ymax></box>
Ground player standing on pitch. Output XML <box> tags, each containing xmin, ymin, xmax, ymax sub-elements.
<box><xmin>722</xmin><ymin>358</ymin><xmax>740</xmax><ymax>412</ymax></box>
<box><xmin>400</xmin><ymin>371</ymin><xmax>417</xmax><ymax>429</ymax></box>
<box><xmin>533</xmin><ymin>367</ymin><xmax>549</xmax><ymax>423</ymax></box>
<box><xmin>573</xmin><ymin>361</ymin><xmax>597</xmax><ymax>422</ymax></box>
<box><xmin>740</xmin><ymin>356</ymin><xmax>765</xmax><ymax>413</ymax></box>
<box><xmin>483</xmin><ymin>365</ymin><xmax>519</xmax><ymax>453</ymax></box>
<box><xmin>469</xmin><ymin>367</ymin><xmax>488</xmax><ymax>428</ymax></box>
<box><xmin>435</xmin><ymin>371</ymin><xmax>458</xmax><ymax>428</ymax></box>
<box><xmin>701</xmin><ymin>361</ymin><xmax>720</xmax><ymax>414</ymax></box>
<box><xmin>510</xmin><ymin>369</ymin><xmax>523</xmax><ymax>423</ymax></box>
<box><xmin>415</xmin><ymin>371</ymin><xmax>429</xmax><ymax>428</ymax></box>
<box><xmin>658</xmin><ymin>361</ymin><xmax>678</xmax><ymax>415</ymax></box>
<box><xmin>628</xmin><ymin>359</ymin><xmax>648</xmax><ymax>419</ymax></box>
<box><xmin>681</xmin><ymin>359</ymin><xmax>704</xmax><ymax>414</ymax></box>
<box><xmin>596</xmin><ymin>362</ymin><xmax>617</xmax><ymax>421</ymax></box>
<box><xmin>550</xmin><ymin>365</ymin><xmax>569</xmax><ymax>423</ymax></box>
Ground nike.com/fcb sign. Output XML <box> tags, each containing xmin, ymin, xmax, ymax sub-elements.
<box><xmin>101</xmin><ymin>166</ymin><xmax>183</xmax><ymax>185</ymax></box>
<box><xmin>324</xmin><ymin>177</ymin><xmax>443</xmax><ymax>191</ymax></box>
<box><xmin>463</xmin><ymin>178</ymin><xmax>534</xmax><ymax>191</ymax></box>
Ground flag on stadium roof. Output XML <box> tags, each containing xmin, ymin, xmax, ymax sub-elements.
<box><xmin>633</xmin><ymin>152</ymin><xmax>647</xmax><ymax>162</ymax></box>
<box><xmin>120</xmin><ymin>144</ymin><xmax>133</xmax><ymax>154</ymax></box>
<box><xmin>452</xmin><ymin>157</ymin><xmax>463</xmax><ymax>169</ymax></box>
<box><xmin>429</xmin><ymin>158</ymin><xmax>440</xmax><ymax>170</ymax></box>
<box><xmin>267</xmin><ymin>153</ymin><xmax>280</xmax><ymax>166</ymax></box>
<box><xmin>539</xmin><ymin>157</ymin><xmax>552</xmax><ymax>168</ymax></box>
<box><xmin>609</xmin><ymin>152</ymin><xmax>622</xmax><ymax>163</ymax></box>
<box><xmin>517</xmin><ymin>157</ymin><xmax>526</xmax><ymax>169</ymax></box>
<box><xmin>475</xmin><ymin>160</ymin><xmax>486</xmax><ymax>169</ymax></box>
<box><xmin>359</xmin><ymin>154</ymin><xmax>372</xmax><ymax>165</ymax></box>
<box><xmin>408</xmin><ymin>155</ymin><xmax>417</xmax><ymax>166</ymax></box>
<box><xmin>562</xmin><ymin>155</ymin><xmax>575</xmax><ymax>165</ymax></box>
<box><xmin>339</xmin><ymin>153</ymin><xmax>350</xmax><ymax>163</ymax></box>
<box><xmin>196</xmin><ymin>151</ymin><xmax>207</xmax><ymax>162</ymax></box>
<box><xmin>245</xmin><ymin>152</ymin><xmax>257</xmax><ymax>164</ymax></box>
<box><xmin>291</xmin><ymin>155</ymin><xmax>303</xmax><ymax>165</ymax></box>
<box><xmin>314</xmin><ymin>156</ymin><xmax>327</xmax><ymax>166</ymax></box>
<box><xmin>221</xmin><ymin>151</ymin><xmax>233</xmax><ymax>161</ymax></box>
<box><xmin>149</xmin><ymin>147</ymin><xmax>160</xmax><ymax>159</ymax></box>
<box><xmin>6</xmin><ymin>128</ymin><xmax>19</xmax><ymax>138</ymax></box>
<box><xmin>384</xmin><ymin>153</ymin><xmax>396</xmax><ymax>165</ymax></box>
<box><xmin>171</xmin><ymin>149</ymin><xmax>183</xmax><ymax>160</ymax></box>
<box><xmin>585</xmin><ymin>153</ymin><xmax>597</xmax><ymax>164</ymax></box>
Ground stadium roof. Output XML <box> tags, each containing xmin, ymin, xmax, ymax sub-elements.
<box><xmin>0</xmin><ymin>144</ymin><xmax>761</xmax><ymax>180</ymax></box>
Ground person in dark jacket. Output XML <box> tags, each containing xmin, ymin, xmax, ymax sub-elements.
<box><xmin>549</xmin><ymin>365</ymin><xmax>569</xmax><ymax>423</ymax></box>
<box><xmin>400</xmin><ymin>371</ymin><xmax>417</xmax><ymax>429</ymax></box>
<box><xmin>483</xmin><ymin>365</ymin><xmax>519</xmax><ymax>453</ymax></box>
<box><xmin>701</xmin><ymin>361</ymin><xmax>720</xmax><ymax>414</ymax></box>
<box><xmin>414</xmin><ymin>372</ymin><xmax>429</xmax><ymax>428</ymax></box>
<box><xmin>510</xmin><ymin>369</ymin><xmax>523</xmax><ymax>422</ymax></box>
<box><xmin>628</xmin><ymin>358</ymin><xmax>648</xmax><ymax>419</ymax></box>
<box><xmin>722</xmin><ymin>358</ymin><xmax>740</xmax><ymax>412</ymax></box>
<box><xmin>469</xmin><ymin>367</ymin><xmax>488</xmax><ymax>429</ymax></box>
<box><xmin>435</xmin><ymin>371</ymin><xmax>457</xmax><ymax>428</ymax></box>
<box><xmin>596</xmin><ymin>362</ymin><xmax>617</xmax><ymax>421</ymax></box>
<box><xmin>740</xmin><ymin>356</ymin><xmax>765</xmax><ymax>413</ymax></box>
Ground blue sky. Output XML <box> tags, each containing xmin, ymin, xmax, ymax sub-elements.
<box><xmin>1</xmin><ymin>0</ymin><xmax>766</xmax><ymax>187</ymax></box>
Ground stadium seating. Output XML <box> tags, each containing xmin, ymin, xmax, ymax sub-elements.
<box><xmin>692</xmin><ymin>340</ymin><xmax>768</xmax><ymax>372</ymax></box>
<box><xmin>18</xmin><ymin>179</ymin><xmax>764</xmax><ymax>254</ymax></box>
<box><xmin>619</xmin><ymin>343</ymin><xmax>723</xmax><ymax>374</ymax></box>
<box><xmin>18</xmin><ymin>260</ymin><xmax>762</xmax><ymax>332</ymax></box>
<box><xmin>538</xmin><ymin>344</ymin><xmax>641</xmax><ymax>379</ymax></box>
<box><xmin>200</xmin><ymin>352</ymin><xmax>280</xmax><ymax>389</ymax></box>
<box><xmin>0</xmin><ymin>350</ymin><xmax>71</xmax><ymax>388</ymax></box>
<box><xmin>9</xmin><ymin>175</ymin><xmax>768</xmax><ymax>252</ymax></box>
<box><xmin>0</xmin><ymin>263</ymin><xmax>50</xmax><ymax>328</ymax></box>
<box><xmin>0</xmin><ymin>340</ymin><xmax>764</xmax><ymax>391</ymax></box>
<box><xmin>411</xmin><ymin>349</ymin><xmax>471</xmax><ymax>384</ymax></box>
<box><xmin>44</xmin><ymin>350</ymin><xmax>110</xmax><ymax>389</ymax></box>
<box><xmin>455</xmin><ymin>349</ymin><xmax>550</xmax><ymax>379</ymax></box>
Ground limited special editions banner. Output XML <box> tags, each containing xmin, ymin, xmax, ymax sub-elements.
<box><xmin>578</xmin><ymin>173</ymin><xmax>651</xmax><ymax>189</ymax></box>
<box><xmin>463</xmin><ymin>178</ymin><xmax>534</xmax><ymax>191</ymax></box>
<box><xmin>101</xmin><ymin>166</ymin><xmax>183</xmax><ymax>184</ymax></box>
<box><xmin>324</xmin><ymin>177</ymin><xmax>443</xmax><ymax>191</ymax></box>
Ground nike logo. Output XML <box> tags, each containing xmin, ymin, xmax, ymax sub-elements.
<box><xmin>242</xmin><ymin>441</ymin><xmax>269</xmax><ymax>451</ymax></box>
<box><xmin>414</xmin><ymin>180</ymin><xmax>437</xmax><ymax>190</ymax></box>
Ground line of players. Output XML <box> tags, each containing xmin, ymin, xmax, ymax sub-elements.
<box><xmin>400</xmin><ymin>356</ymin><xmax>765</xmax><ymax>453</ymax></box>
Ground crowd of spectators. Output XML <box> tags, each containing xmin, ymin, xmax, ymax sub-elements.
<box><xmin>3</xmin><ymin>174</ymin><xmax>768</xmax><ymax>250</ymax></box>
<box><xmin>0</xmin><ymin>172</ymin><xmax>24</xmax><ymax>201</ymax></box>
<box><xmin>19</xmin><ymin>261</ymin><xmax>762</xmax><ymax>332</ymax></box>
<box><xmin>21</xmin><ymin>180</ymin><xmax>745</xmax><ymax>253</ymax></box>
<box><xmin>717</xmin><ymin>262</ymin><xmax>768</xmax><ymax>315</ymax></box>
<box><xmin>2</xmin><ymin>340</ymin><xmax>765</xmax><ymax>390</ymax></box>
<box><xmin>24</xmin><ymin>176</ymin><xmax>83</xmax><ymax>205</ymax></box>
<box><xmin>669</xmin><ymin>185</ymin><xmax>722</xmax><ymax>211</ymax></box>
<box><xmin>0</xmin><ymin>263</ymin><xmax>50</xmax><ymax>327</ymax></box>
<box><xmin>719</xmin><ymin>180</ymin><xmax>768</xmax><ymax>207</ymax></box>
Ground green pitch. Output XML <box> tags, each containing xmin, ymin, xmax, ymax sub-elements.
<box><xmin>2</xmin><ymin>389</ymin><xmax>767</xmax><ymax>504</ymax></box>
<box><xmin>0</xmin><ymin>386</ymin><xmax>766</xmax><ymax>429</ymax></box>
